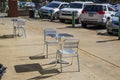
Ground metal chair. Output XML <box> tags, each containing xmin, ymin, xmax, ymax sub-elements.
<box><xmin>13</xmin><ymin>18</ymin><xmax>26</xmax><ymax>37</ymax></box>
<box><xmin>13</xmin><ymin>19</ymin><xmax>18</xmax><ymax>37</ymax></box>
<box><xmin>56</xmin><ymin>38</ymin><xmax>80</xmax><ymax>72</ymax></box>
<box><xmin>44</xmin><ymin>28</ymin><xmax>59</xmax><ymax>58</ymax></box>
<box><xmin>0</xmin><ymin>13</ymin><xmax>5</xmax><ymax>25</ymax></box>
<box><xmin>17</xmin><ymin>19</ymin><xmax>26</xmax><ymax>37</ymax></box>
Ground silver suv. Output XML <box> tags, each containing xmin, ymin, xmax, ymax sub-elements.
<box><xmin>39</xmin><ymin>1</ymin><xmax>69</xmax><ymax>20</ymax></box>
<box><xmin>59</xmin><ymin>1</ymin><xmax>93</xmax><ymax>23</ymax></box>
<box><xmin>80</xmin><ymin>3</ymin><xmax>116</xmax><ymax>27</ymax></box>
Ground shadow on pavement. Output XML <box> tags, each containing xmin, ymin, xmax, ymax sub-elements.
<box><xmin>96</xmin><ymin>39</ymin><xmax>119</xmax><ymax>43</ymax></box>
<box><xmin>0</xmin><ymin>34</ymin><xmax>14</xmax><ymax>39</ymax></box>
<box><xmin>86</xmin><ymin>26</ymin><xmax>106</xmax><ymax>30</ymax></box>
<box><xmin>14</xmin><ymin>63</ymin><xmax>60</xmax><ymax>74</ymax></box>
<box><xmin>97</xmin><ymin>32</ymin><xmax>118</xmax><ymax>37</ymax></box>
<box><xmin>27</xmin><ymin>73</ymin><xmax>58</xmax><ymax>80</ymax></box>
<box><xmin>14</xmin><ymin>63</ymin><xmax>43</xmax><ymax>73</ymax></box>
<box><xmin>65</xmin><ymin>25</ymin><xmax>82</xmax><ymax>28</ymax></box>
<box><xmin>97</xmin><ymin>32</ymin><xmax>110</xmax><ymax>36</ymax></box>
<box><xmin>14</xmin><ymin>63</ymin><xmax>60</xmax><ymax>80</ymax></box>
<box><xmin>29</xmin><ymin>55</ymin><xmax>46</xmax><ymax>60</ymax></box>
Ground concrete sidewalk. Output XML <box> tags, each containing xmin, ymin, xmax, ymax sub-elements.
<box><xmin>0</xmin><ymin>17</ymin><xmax>120</xmax><ymax>80</ymax></box>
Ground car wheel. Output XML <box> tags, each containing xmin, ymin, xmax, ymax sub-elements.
<box><xmin>81</xmin><ymin>22</ymin><xmax>87</xmax><ymax>28</ymax></box>
<box><xmin>59</xmin><ymin>19</ymin><xmax>65</xmax><ymax>23</ymax></box>
<box><xmin>106</xmin><ymin>28</ymin><xmax>113</xmax><ymax>35</ymax></box>
<box><xmin>53</xmin><ymin>12</ymin><xmax>59</xmax><ymax>20</ymax></box>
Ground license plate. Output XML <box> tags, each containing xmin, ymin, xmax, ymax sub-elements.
<box><xmin>89</xmin><ymin>13</ymin><xmax>93</xmax><ymax>16</ymax></box>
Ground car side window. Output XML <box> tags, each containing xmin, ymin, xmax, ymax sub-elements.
<box><xmin>59</xmin><ymin>4</ymin><xmax>68</xmax><ymax>9</ymax></box>
<box><xmin>103</xmin><ymin>6</ymin><xmax>107</xmax><ymax>11</ymax></box>
<box><xmin>108</xmin><ymin>6</ymin><xmax>115</xmax><ymax>11</ymax></box>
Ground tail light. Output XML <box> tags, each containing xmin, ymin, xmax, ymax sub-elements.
<box><xmin>82</xmin><ymin>10</ymin><xmax>86</xmax><ymax>14</ymax></box>
<box><xmin>98</xmin><ymin>11</ymin><xmax>105</xmax><ymax>14</ymax></box>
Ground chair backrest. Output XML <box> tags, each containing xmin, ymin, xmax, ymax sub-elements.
<box><xmin>62</xmin><ymin>38</ymin><xmax>79</xmax><ymax>52</ymax></box>
<box><xmin>12</xmin><ymin>19</ymin><xmax>18</xmax><ymax>27</ymax></box>
<box><xmin>17</xmin><ymin>19</ymin><xmax>26</xmax><ymax>28</ymax></box>
<box><xmin>44</xmin><ymin>28</ymin><xmax>58</xmax><ymax>41</ymax></box>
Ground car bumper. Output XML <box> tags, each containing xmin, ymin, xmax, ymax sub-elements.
<box><xmin>59</xmin><ymin>15</ymin><xmax>79</xmax><ymax>20</ymax></box>
<box><xmin>81</xmin><ymin>21</ymin><xmax>105</xmax><ymax>26</ymax></box>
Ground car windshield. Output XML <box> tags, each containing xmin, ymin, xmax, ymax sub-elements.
<box><xmin>69</xmin><ymin>3</ymin><xmax>83</xmax><ymax>8</ymax></box>
<box><xmin>45</xmin><ymin>2</ymin><xmax>60</xmax><ymax>8</ymax></box>
<box><xmin>84</xmin><ymin>5</ymin><xmax>103</xmax><ymax>12</ymax></box>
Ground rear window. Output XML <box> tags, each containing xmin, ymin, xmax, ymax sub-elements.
<box><xmin>69</xmin><ymin>3</ymin><xmax>83</xmax><ymax>8</ymax></box>
<box><xmin>84</xmin><ymin>5</ymin><xmax>104</xmax><ymax>12</ymax></box>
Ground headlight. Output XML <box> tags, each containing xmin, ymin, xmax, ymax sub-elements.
<box><xmin>74</xmin><ymin>11</ymin><xmax>78</xmax><ymax>13</ymax></box>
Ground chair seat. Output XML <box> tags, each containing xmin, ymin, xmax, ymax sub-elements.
<box><xmin>58</xmin><ymin>49</ymin><xmax>76</xmax><ymax>54</ymax></box>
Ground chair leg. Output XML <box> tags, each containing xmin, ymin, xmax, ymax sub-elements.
<box><xmin>70</xmin><ymin>55</ymin><xmax>74</xmax><ymax>65</ymax></box>
<box><xmin>60</xmin><ymin>54</ymin><xmax>62</xmax><ymax>72</ymax></box>
<box><xmin>13</xmin><ymin>27</ymin><xmax>16</xmax><ymax>37</ymax></box>
<box><xmin>77</xmin><ymin>54</ymin><xmax>80</xmax><ymax>72</ymax></box>
<box><xmin>55</xmin><ymin>51</ymin><xmax>58</xmax><ymax>66</ymax></box>
<box><xmin>46</xmin><ymin>44</ymin><xmax>48</xmax><ymax>58</ymax></box>
<box><xmin>23</xmin><ymin>28</ymin><xmax>26</xmax><ymax>37</ymax></box>
<box><xmin>18</xmin><ymin>28</ymin><xmax>21</xmax><ymax>37</ymax></box>
<box><xmin>43</xmin><ymin>43</ymin><xmax>45</xmax><ymax>55</ymax></box>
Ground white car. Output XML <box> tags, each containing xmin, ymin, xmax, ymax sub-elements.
<box><xmin>59</xmin><ymin>1</ymin><xmax>93</xmax><ymax>23</ymax></box>
<box><xmin>24</xmin><ymin>2</ymin><xmax>35</xmax><ymax>7</ymax></box>
<box><xmin>80</xmin><ymin>3</ymin><xmax>116</xmax><ymax>27</ymax></box>
<box><xmin>39</xmin><ymin>1</ymin><xmax>69</xmax><ymax>20</ymax></box>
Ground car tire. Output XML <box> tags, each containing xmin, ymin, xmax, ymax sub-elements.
<box><xmin>106</xmin><ymin>21</ymin><xmax>113</xmax><ymax>35</ymax></box>
<box><xmin>81</xmin><ymin>22</ymin><xmax>87</xmax><ymax>28</ymax></box>
<box><xmin>59</xmin><ymin>19</ymin><xmax>65</xmax><ymax>23</ymax></box>
<box><xmin>106</xmin><ymin>28</ymin><xmax>113</xmax><ymax>35</ymax></box>
<box><xmin>53</xmin><ymin>12</ymin><xmax>59</xmax><ymax>20</ymax></box>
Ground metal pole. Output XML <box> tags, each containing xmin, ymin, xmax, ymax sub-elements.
<box><xmin>72</xmin><ymin>11</ymin><xmax>75</xmax><ymax>27</ymax></box>
<box><xmin>118</xmin><ymin>16</ymin><xmax>120</xmax><ymax>40</ymax></box>
<box><xmin>39</xmin><ymin>10</ymin><xmax>43</xmax><ymax>19</ymax></box>
<box><xmin>3</xmin><ymin>0</ymin><xmax>6</xmax><ymax>10</ymax></box>
<box><xmin>50</xmin><ymin>10</ymin><xmax>53</xmax><ymax>22</ymax></box>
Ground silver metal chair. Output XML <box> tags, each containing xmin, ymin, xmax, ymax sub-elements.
<box><xmin>56</xmin><ymin>38</ymin><xmax>80</xmax><ymax>72</ymax></box>
<box><xmin>13</xmin><ymin>18</ymin><xmax>26</xmax><ymax>37</ymax></box>
<box><xmin>17</xmin><ymin>19</ymin><xmax>26</xmax><ymax>37</ymax></box>
<box><xmin>0</xmin><ymin>13</ymin><xmax>5</xmax><ymax>25</ymax></box>
<box><xmin>44</xmin><ymin>28</ymin><xmax>59</xmax><ymax>58</ymax></box>
<box><xmin>13</xmin><ymin>19</ymin><xmax>18</xmax><ymax>37</ymax></box>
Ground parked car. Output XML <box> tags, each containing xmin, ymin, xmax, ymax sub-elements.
<box><xmin>39</xmin><ymin>1</ymin><xmax>69</xmax><ymax>20</ymax></box>
<box><xmin>106</xmin><ymin>11</ymin><xmax>120</xmax><ymax>35</ymax></box>
<box><xmin>18</xmin><ymin>1</ymin><xmax>26</xmax><ymax>8</ymax></box>
<box><xmin>59</xmin><ymin>1</ymin><xmax>93</xmax><ymax>23</ymax></box>
<box><xmin>80</xmin><ymin>3</ymin><xmax>116</xmax><ymax>27</ymax></box>
<box><xmin>24</xmin><ymin>2</ymin><xmax>35</xmax><ymax>7</ymax></box>
<box><xmin>18</xmin><ymin>1</ymin><xmax>35</xmax><ymax>8</ymax></box>
<box><xmin>112</xmin><ymin>4</ymin><xmax>120</xmax><ymax>11</ymax></box>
